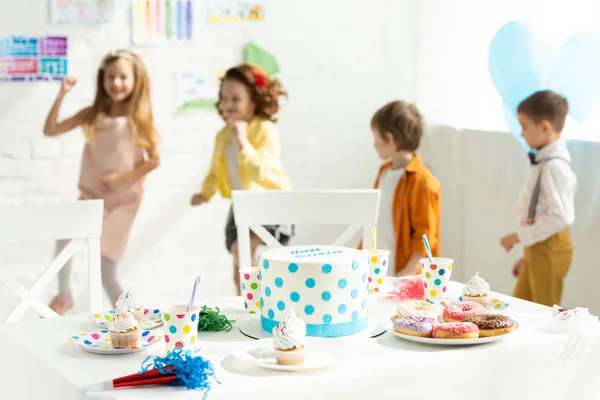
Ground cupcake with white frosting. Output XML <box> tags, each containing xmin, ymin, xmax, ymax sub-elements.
<box><xmin>272</xmin><ymin>308</ymin><xmax>307</xmax><ymax>365</ymax></box>
<box><xmin>462</xmin><ymin>272</ymin><xmax>491</xmax><ymax>307</ymax></box>
<box><xmin>108</xmin><ymin>308</ymin><xmax>140</xmax><ymax>349</ymax></box>
<box><xmin>116</xmin><ymin>289</ymin><xmax>144</xmax><ymax>322</ymax></box>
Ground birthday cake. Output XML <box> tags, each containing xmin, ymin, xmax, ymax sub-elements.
<box><xmin>258</xmin><ymin>245</ymin><xmax>369</xmax><ymax>338</ymax></box>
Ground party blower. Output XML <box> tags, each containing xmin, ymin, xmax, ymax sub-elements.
<box><xmin>81</xmin><ymin>348</ymin><xmax>218</xmax><ymax>395</ymax></box>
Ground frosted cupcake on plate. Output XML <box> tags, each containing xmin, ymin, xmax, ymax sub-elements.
<box><xmin>108</xmin><ymin>308</ymin><xmax>140</xmax><ymax>349</ymax></box>
<box><xmin>272</xmin><ymin>308</ymin><xmax>307</xmax><ymax>365</ymax></box>
<box><xmin>462</xmin><ymin>272</ymin><xmax>490</xmax><ymax>307</ymax></box>
<box><xmin>116</xmin><ymin>289</ymin><xmax>144</xmax><ymax>322</ymax></box>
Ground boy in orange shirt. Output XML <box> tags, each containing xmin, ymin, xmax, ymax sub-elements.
<box><xmin>370</xmin><ymin>101</ymin><xmax>441</xmax><ymax>276</ymax></box>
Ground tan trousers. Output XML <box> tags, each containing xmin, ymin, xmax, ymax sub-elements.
<box><xmin>513</xmin><ymin>229</ymin><xmax>573</xmax><ymax>306</ymax></box>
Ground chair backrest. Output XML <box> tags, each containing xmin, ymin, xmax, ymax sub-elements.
<box><xmin>231</xmin><ymin>189</ymin><xmax>381</xmax><ymax>270</ymax></box>
<box><xmin>0</xmin><ymin>200</ymin><xmax>104</xmax><ymax>322</ymax></box>
<box><xmin>0</xmin><ymin>200</ymin><xmax>104</xmax><ymax>243</ymax></box>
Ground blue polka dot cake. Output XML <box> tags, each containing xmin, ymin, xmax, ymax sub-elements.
<box><xmin>259</xmin><ymin>245</ymin><xmax>369</xmax><ymax>338</ymax></box>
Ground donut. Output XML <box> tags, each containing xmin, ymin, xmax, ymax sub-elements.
<box><xmin>462</xmin><ymin>314</ymin><xmax>515</xmax><ymax>337</ymax></box>
<box><xmin>393</xmin><ymin>316</ymin><xmax>437</xmax><ymax>338</ymax></box>
<box><xmin>443</xmin><ymin>301</ymin><xmax>487</xmax><ymax>322</ymax></box>
<box><xmin>396</xmin><ymin>300</ymin><xmax>439</xmax><ymax>320</ymax></box>
<box><xmin>433</xmin><ymin>322</ymin><xmax>479</xmax><ymax>339</ymax></box>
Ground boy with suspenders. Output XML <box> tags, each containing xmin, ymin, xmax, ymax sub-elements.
<box><xmin>500</xmin><ymin>90</ymin><xmax>577</xmax><ymax>307</ymax></box>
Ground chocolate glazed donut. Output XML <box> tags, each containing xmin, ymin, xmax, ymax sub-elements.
<box><xmin>462</xmin><ymin>315</ymin><xmax>515</xmax><ymax>337</ymax></box>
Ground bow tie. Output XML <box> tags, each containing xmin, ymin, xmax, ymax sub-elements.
<box><xmin>528</xmin><ymin>152</ymin><xmax>539</xmax><ymax>165</ymax></box>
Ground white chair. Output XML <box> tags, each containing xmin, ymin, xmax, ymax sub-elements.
<box><xmin>0</xmin><ymin>200</ymin><xmax>104</xmax><ymax>322</ymax></box>
<box><xmin>231</xmin><ymin>189</ymin><xmax>381</xmax><ymax>271</ymax></box>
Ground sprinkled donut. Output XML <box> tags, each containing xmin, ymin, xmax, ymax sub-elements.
<box><xmin>443</xmin><ymin>301</ymin><xmax>486</xmax><ymax>322</ymax></box>
<box><xmin>462</xmin><ymin>314</ymin><xmax>515</xmax><ymax>337</ymax></box>
<box><xmin>396</xmin><ymin>300</ymin><xmax>440</xmax><ymax>320</ymax></box>
<box><xmin>433</xmin><ymin>322</ymin><xmax>479</xmax><ymax>339</ymax></box>
<box><xmin>393</xmin><ymin>316</ymin><xmax>437</xmax><ymax>338</ymax></box>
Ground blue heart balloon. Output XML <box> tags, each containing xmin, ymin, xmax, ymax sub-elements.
<box><xmin>488</xmin><ymin>21</ymin><xmax>554</xmax><ymax>111</ymax></box>
<box><xmin>547</xmin><ymin>31</ymin><xmax>600</xmax><ymax>122</ymax></box>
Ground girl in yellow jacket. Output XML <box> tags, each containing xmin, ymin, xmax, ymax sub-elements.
<box><xmin>191</xmin><ymin>64</ymin><xmax>291</xmax><ymax>295</ymax></box>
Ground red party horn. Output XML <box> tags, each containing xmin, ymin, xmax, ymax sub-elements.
<box><xmin>81</xmin><ymin>367</ymin><xmax>176</xmax><ymax>392</ymax></box>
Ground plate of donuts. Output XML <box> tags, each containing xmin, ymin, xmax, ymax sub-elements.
<box><xmin>388</xmin><ymin>314</ymin><xmax>519</xmax><ymax>345</ymax></box>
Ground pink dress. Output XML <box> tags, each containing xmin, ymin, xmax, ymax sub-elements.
<box><xmin>78</xmin><ymin>113</ymin><xmax>145</xmax><ymax>262</ymax></box>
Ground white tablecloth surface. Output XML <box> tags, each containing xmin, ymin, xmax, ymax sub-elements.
<box><xmin>1</xmin><ymin>282</ymin><xmax>599</xmax><ymax>400</ymax></box>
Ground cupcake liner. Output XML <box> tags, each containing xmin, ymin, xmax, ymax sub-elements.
<box><xmin>133</xmin><ymin>307</ymin><xmax>144</xmax><ymax>323</ymax></box>
<box><xmin>274</xmin><ymin>347</ymin><xmax>306</xmax><ymax>365</ymax></box>
<box><xmin>109</xmin><ymin>329</ymin><xmax>140</xmax><ymax>349</ymax></box>
<box><xmin>461</xmin><ymin>294</ymin><xmax>489</xmax><ymax>307</ymax></box>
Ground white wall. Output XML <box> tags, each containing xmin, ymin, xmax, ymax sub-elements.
<box><xmin>416</xmin><ymin>0</ymin><xmax>600</xmax><ymax>137</ymax></box>
<box><xmin>0</xmin><ymin>0</ymin><xmax>417</xmax><ymax>318</ymax></box>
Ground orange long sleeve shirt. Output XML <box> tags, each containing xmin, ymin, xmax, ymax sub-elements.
<box><xmin>373</xmin><ymin>154</ymin><xmax>441</xmax><ymax>275</ymax></box>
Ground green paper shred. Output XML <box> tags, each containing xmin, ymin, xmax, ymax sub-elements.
<box><xmin>197</xmin><ymin>305</ymin><xmax>235</xmax><ymax>332</ymax></box>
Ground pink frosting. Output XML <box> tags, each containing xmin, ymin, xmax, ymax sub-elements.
<box><xmin>434</xmin><ymin>322</ymin><xmax>478</xmax><ymax>335</ymax></box>
<box><xmin>443</xmin><ymin>301</ymin><xmax>486</xmax><ymax>320</ymax></box>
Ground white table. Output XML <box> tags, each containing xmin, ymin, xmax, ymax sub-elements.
<box><xmin>1</xmin><ymin>282</ymin><xmax>599</xmax><ymax>400</ymax></box>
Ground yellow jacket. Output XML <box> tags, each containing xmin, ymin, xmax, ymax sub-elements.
<box><xmin>200</xmin><ymin>118</ymin><xmax>290</xmax><ymax>200</ymax></box>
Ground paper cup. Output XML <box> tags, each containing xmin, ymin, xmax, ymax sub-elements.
<box><xmin>162</xmin><ymin>305</ymin><xmax>199</xmax><ymax>355</ymax></box>
<box><xmin>420</xmin><ymin>258</ymin><xmax>453</xmax><ymax>304</ymax></box>
<box><xmin>240</xmin><ymin>267</ymin><xmax>260</xmax><ymax>314</ymax></box>
<box><xmin>368</xmin><ymin>250</ymin><xmax>390</xmax><ymax>294</ymax></box>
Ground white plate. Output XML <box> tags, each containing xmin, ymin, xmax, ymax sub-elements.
<box><xmin>238</xmin><ymin>315</ymin><xmax>386</xmax><ymax>340</ymax></box>
<box><xmin>68</xmin><ymin>330</ymin><xmax>162</xmax><ymax>355</ymax></box>
<box><xmin>232</xmin><ymin>338</ymin><xmax>336</xmax><ymax>372</ymax></box>
<box><xmin>89</xmin><ymin>308</ymin><xmax>162</xmax><ymax>329</ymax></box>
<box><xmin>388</xmin><ymin>320</ymin><xmax>520</xmax><ymax>345</ymax></box>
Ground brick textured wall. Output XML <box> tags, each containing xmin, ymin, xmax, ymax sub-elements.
<box><xmin>0</xmin><ymin>0</ymin><xmax>416</xmax><ymax>319</ymax></box>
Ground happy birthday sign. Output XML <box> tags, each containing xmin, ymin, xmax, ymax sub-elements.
<box><xmin>289</xmin><ymin>248</ymin><xmax>343</xmax><ymax>259</ymax></box>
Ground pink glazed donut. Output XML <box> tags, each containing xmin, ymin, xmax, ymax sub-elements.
<box><xmin>443</xmin><ymin>301</ymin><xmax>486</xmax><ymax>322</ymax></box>
<box><xmin>433</xmin><ymin>322</ymin><xmax>479</xmax><ymax>339</ymax></box>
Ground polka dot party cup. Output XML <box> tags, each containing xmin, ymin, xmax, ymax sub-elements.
<box><xmin>161</xmin><ymin>305</ymin><xmax>200</xmax><ymax>355</ymax></box>
<box><xmin>420</xmin><ymin>257</ymin><xmax>453</xmax><ymax>304</ymax></box>
<box><xmin>239</xmin><ymin>267</ymin><xmax>260</xmax><ymax>314</ymax></box>
<box><xmin>368</xmin><ymin>249</ymin><xmax>390</xmax><ymax>294</ymax></box>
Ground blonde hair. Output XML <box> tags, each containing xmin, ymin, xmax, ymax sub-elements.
<box><xmin>84</xmin><ymin>50</ymin><xmax>158</xmax><ymax>150</ymax></box>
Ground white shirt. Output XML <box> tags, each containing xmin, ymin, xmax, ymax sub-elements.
<box><xmin>376</xmin><ymin>166</ymin><xmax>404</xmax><ymax>275</ymax></box>
<box><xmin>516</xmin><ymin>139</ymin><xmax>577</xmax><ymax>247</ymax></box>
<box><xmin>225</xmin><ymin>137</ymin><xmax>243</xmax><ymax>190</ymax></box>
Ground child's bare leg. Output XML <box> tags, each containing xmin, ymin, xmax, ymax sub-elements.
<box><xmin>49</xmin><ymin>239</ymin><xmax>74</xmax><ymax>315</ymax></box>
<box><xmin>231</xmin><ymin>233</ymin><xmax>264</xmax><ymax>296</ymax></box>
<box><xmin>101</xmin><ymin>256</ymin><xmax>122</xmax><ymax>305</ymax></box>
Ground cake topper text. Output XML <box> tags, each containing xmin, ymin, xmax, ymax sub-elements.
<box><xmin>289</xmin><ymin>248</ymin><xmax>343</xmax><ymax>259</ymax></box>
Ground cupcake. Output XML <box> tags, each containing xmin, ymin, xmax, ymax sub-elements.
<box><xmin>462</xmin><ymin>272</ymin><xmax>490</xmax><ymax>307</ymax></box>
<box><xmin>116</xmin><ymin>289</ymin><xmax>144</xmax><ymax>322</ymax></box>
<box><xmin>272</xmin><ymin>309</ymin><xmax>307</xmax><ymax>366</ymax></box>
<box><xmin>108</xmin><ymin>308</ymin><xmax>140</xmax><ymax>349</ymax></box>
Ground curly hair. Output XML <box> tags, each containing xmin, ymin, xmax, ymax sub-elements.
<box><xmin>216</xmin><ymin>64</ymin><xmax>287</xmax><ymax>122</ymax></box>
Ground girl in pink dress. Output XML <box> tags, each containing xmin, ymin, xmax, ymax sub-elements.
<box><xmin>43</xmin><ymin>50</ymin><xmax>160</xmax><ymax>315</ymax></box>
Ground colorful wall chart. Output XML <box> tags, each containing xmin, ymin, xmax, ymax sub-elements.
<box><xmin>132</xmin><ymin>0</ymin><xmax>195</xmax><ymax>45</ymax></box>
<box><xmin>49</xmin><ymin>0</ymin><xmax>115</xmax><ymax>24</ymax></box>
<box><xmin>0</xmin><ymin>36</ymin><xmax>68</xmax><ymax>82</ymax></box>
<box><xmin>208</xmin><ymin>0</ymin><xmax>265</xmax><ymax>22</ymax></box>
